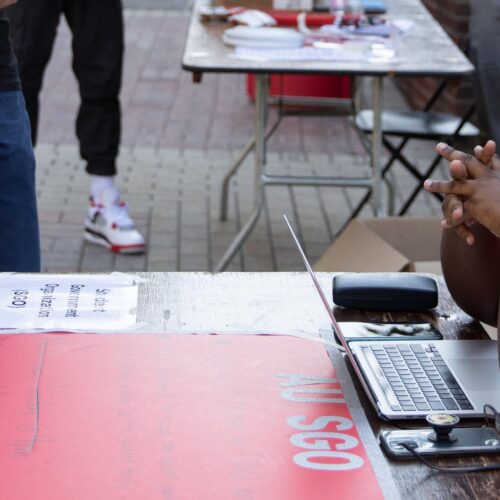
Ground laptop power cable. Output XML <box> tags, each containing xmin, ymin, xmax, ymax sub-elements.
<box><xmin>397</xmin><ymin>442</ymin><xmax>500</xmax><ymax>473</ymax></box>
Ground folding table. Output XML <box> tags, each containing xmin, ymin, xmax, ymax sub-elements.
<box><xmin>182</xmin><ymin>0</ymin><xmax>474</xmax><ymax>272</ymax></box>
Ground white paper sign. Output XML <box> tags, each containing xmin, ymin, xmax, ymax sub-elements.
<box><xmin>0</xmin><ymin>273</ymin><xmax>139</xmax><ymax>332</ymax></box>
<box><xmin>273</xmin><ymin>0</ymin><xmax>313</xmax><ymax>9</ymax></box>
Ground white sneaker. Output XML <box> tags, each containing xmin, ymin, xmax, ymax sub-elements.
<box><xmin>84</xmin><ymin>189</ymin><xmax>145</xmax><ymax>254</ymax></box>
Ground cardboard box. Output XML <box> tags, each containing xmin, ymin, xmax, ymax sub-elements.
<box><xmin>412</xmin><ymin>260</ymin><xmax>443</xmax><ymax>275</ymax></box>
<box><xmin>481</xmin><ymin>323</ymin><xmax>498</xmax><ymax>340</ymax></box>
<box><xmin>314</xmin><ymin>217</ymin><xmax>443</xmax><ymax>273</ymax></box>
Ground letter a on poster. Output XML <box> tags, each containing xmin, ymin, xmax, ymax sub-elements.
<box><xmin>0</xmin><ymin>273</ymin><xmax>139</xmax><ymax>331</ymax></box>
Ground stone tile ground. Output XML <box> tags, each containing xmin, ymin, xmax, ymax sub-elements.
<box><xmin>36</xmin><ymin>9</ymin><xmax>446</xmax><ymax>273</ymax></box>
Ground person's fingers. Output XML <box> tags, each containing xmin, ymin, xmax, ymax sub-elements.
<box><xmin>440</xmin><ymin>199</ymin><xmax>474</xmax><ymax>244</ymax></box>
<box><xmin>423</xmin><ymin>178</ymin><xmax>472</xmax><ymax>196</ymax></box>
<box><xmin>474</xmin><ymin>140</ymin><xmax>498</xmax><ymax>169</ymax></box>
<box><xmin>449</xmin><ymin>159</ymin><xmax>468</xmax><ymax>180</ymax></box>
<box><xmin>442</xmin><ymin>194</ymin><xmax>464</xmax><ymax>224</ymax></box>
<box><xmin>463</xmin><ymin>216</ymin><xmax>476</xmax><ymax>226</ymax></box>
<box><xmin>483</xmin><ymin>140</ymin><xmax>497</xmax><ymax>164</ymax></box>
<box><xmin>474</xmin><ymin>145</ymin><xmax>491</xmax><ymax>167</ymax></box>
<box><xmin>462</xmin><ymin>227</ymin><xmax>475</xmax><ymax>245</ymax></box>
<box><xmin>474</xmin><ymin>145</ymin><xmax>486</xmax><ymax>162</ymax></box>
<box><xmin>435</xmin><ymin>142</ymin><xmax>488</xmax><ymax>179</ymax></box>
<box><xmin>485</xmin><ymin>140</ymin><xmax>500</xmax><ymax>171</ymax></box>
<box><xmin>452</xmin><ymin>223</ymin><xmax>475</xmax><ymax>245</ymax></box>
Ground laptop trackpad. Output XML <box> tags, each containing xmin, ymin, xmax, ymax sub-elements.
<box><xmin>448</xmin><ymin>359</ymin><xmax>500</xmax><ymax>391</ymax></box>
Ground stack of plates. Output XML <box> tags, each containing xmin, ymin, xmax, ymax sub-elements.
<box><xmin>223</xmin><ymin>26</ymin><xmax>305</xmax><ymax>49</ymax></box>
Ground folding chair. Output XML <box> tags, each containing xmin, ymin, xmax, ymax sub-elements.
<box><xmin>350</xmin><ymin>80</ymin><xmax>480</xmax><ymax>219</ymax></box>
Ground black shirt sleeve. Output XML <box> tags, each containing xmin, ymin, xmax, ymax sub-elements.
<box><xmin>0</xmin><ymin>10</ymin><xmax>20</xmax><ymax>91</ymax></box>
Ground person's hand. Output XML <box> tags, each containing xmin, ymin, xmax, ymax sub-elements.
<box><xmin>426</xmin><ymin>141</ymin><xmax>498</xmax><ymax>244</ymax></box>
<box><xmin>438</xmin><ymin>141</ymin><xmax>499</xmax><ymax>244</ymax></box>
<box><xmin>427</xmin><ymin>142</ymin><xmax>496</xmax><ymax>244</ymax></box>
<box><xmin>436</xmin><ymin>143</ymin><xmax>476</xmax><ymax>244</ymax></box>
<box><xmin>424</xmin><ymin>142</ymin><xmax>500</xmax><ymax>242</ymax></box>
<box><xmin>0</xmin><ymin>0</ymin><xmax>17</xmax><ymax>7</ymax></box>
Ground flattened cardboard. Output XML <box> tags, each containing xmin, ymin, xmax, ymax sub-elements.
<box><xmin>314</xmin><ymin>217</ymin><xmax>442</xmax><ymax>273</ymax></box>
<box><xmin>314</xmin><ymin>218</ymin><xmax>408</xmax><ymax>272</ymax></box>
<box><xmin>481</xmin><ymin>323</ymin><xmax>498</xmax><ymax>341</ymax></box>
<box><xmin>411</xmin><ymin>261</ymin><xmax>443</xmax><ymax>275</ymax></box>
<box><xmin>0</xmin><ymin>334</ymin><xmax>384</xmax><ymax>500</ymax></box>
<box><xmin>364</xmin><ymin>217</ymin><xmax>442</xmax><ymax>263</ymax></box>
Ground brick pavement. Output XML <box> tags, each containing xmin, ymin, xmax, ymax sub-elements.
<box><xmin>36</xmin><ymin>8</ymin><xmax>444</xmax><ymax>273</ymax></box>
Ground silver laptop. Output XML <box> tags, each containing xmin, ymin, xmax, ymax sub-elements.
<box><xmin>284</xmin><ymin>214</ymin><xmax>500</xmax><ymax>420</ymax></box>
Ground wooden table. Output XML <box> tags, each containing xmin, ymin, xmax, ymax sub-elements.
<box><xmin>133</xmin><ymin>272</ymin><xmax>499</xmax><ymax>499</ymax></box>
<box><xmin>2</xmin><ymin>272</ymin><xmax>498</xmax><ymax>499</ymax></box>
<box><xmin>182</xmin><ymin>0</ymin><xmax>474</xmax><ymax>271</ymax></box>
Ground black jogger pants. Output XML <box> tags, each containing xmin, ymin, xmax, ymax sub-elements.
<box><xmin>6</xmin><ymin>0</ymin><xmax>124</xmax><ymax>176</ymax></box>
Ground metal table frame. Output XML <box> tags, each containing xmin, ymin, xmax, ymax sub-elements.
<box><xmin>182</xmin><ymin>0</ymin><xmax>474</xmax><ymax>272</ymax></box>
<box><xmin>215</xmin><ymin>74</ymin><xmax>384</xmax><ymax>272</ymax></box>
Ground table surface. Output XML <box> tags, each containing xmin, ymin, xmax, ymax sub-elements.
<box><xmin>135</xmin><ymin>272</ymin><xmax>499</xmax><ymax>499</ymax></box>
<box><xmin>182</xmin><ymin>0</ymin><xmax>474</xmax><ymax>77</ymax></box>
<box><xmin>4</xmin><ymin>272</ymin><xmax>498</xmax><ymax>498</ymax></box>
<box><xmin>138</xmin><ymin>272</ymin><xmax>480</xmax><ymax>337</ymax></box>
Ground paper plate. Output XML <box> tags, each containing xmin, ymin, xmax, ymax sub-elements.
<box><xmin>223</xmin><ymin>26</ymin><xmax>304</xmax><ymax>48</ymax></box>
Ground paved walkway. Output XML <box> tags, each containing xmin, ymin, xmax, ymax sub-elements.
<box><xmin>36</xmin><ymin>8</ymin><xmax>443</xmax><ymax>273</ymax></box>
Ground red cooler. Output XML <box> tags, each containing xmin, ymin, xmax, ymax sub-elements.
<box><xmin>246</xmin><ymin>73</ymin><xmax>352</xmax><ymax>101</ymax></box>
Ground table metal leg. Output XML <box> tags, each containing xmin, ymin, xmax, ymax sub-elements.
<box><xmin>215</xmin><ymin>74</ymin><xmax>268</xmax><ymax>272</ymax></box>
<box><xmin>219</xmin><ymin>115</ymin><xmax>283</xmax><ymax>221</ymax></box>
<box><xmin>220</xmin><ymin>135</ymin><xmax>256</xmax><ymax>221</ymax></box>
<box><xmin>371</xmin><ymin>76</ymin><xmax>384</xmax><ymax>216</ymax></box>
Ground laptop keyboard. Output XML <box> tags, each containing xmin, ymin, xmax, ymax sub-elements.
<box><xmin>365</xmin><ymin>343</ymin><xmax>473</xmax><ymax>413</ymax></box>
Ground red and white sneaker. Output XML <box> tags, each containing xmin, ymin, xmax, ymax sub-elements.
<box><xmin>84</xmin><ymin>189</ymin><xmax>145</xmax><ymax>254</ymax></box>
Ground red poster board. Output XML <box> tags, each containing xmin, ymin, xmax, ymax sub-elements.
<box><xmin>0</xmin><ymin>334</ymin><xmax>383</xmax><ymax>499</ymax></box>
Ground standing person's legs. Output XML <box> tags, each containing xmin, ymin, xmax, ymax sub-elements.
<box><xmin>64</xmin><ymin>0</ymin><xmax>123</xmax><ymax>177</ymax></box>
<box><xmin>469</xmin><ymin>0</ymin><xmax>500</xmax><ymax>144</ymax></box>
<box><xmin>64</xmin><ymin>0</ymin><xmax>145</xmax><ymax>253</ymax></box>
<box><xmin>5</xmin><ymin>0</ymin><xmax>64</xmax><ymax>144</ymax></box>
<box><xmin>0</xmin><ymin>91</ymin><xmax>40</xmax><ymax>271</ymax></box>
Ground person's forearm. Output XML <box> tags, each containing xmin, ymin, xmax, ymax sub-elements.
<box><xmin>441</xmin><ymin>224</ymin><xmax>500</xmax><ymax>326</ymax></box>
<box><xmin>0</xmin><ymin>0</ymin><xmax>18</xmax><ymax>8</ymax></box>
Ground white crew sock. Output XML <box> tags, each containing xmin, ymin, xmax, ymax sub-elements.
<box><xmin>89</xmin><ymin>175</ymin><xmax>134</xmax><ymax>226</ymax></box>
<box><xmin>90</xmin><ymin>175</ymin><xmax>119</xmax><ymax>205</ymax></box>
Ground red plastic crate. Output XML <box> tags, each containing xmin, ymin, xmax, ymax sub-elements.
<box><xmin>244</xmin><ymin>9</ymin><xmax>353</xmax><ymax>103</ymax></box>
<box><xmin>246</xmin><ymin>73</ymin><xmax>352</xmax><ymax>101</ymax></box>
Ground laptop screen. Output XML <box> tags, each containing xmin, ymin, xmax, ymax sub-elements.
<box><xmin>283</xmin><ymin>214</ymin><xmax>351</xmax><ymax>353</ymax></box>
<box><xmin>284</xmin><ymin>214</ymin><xmax>400</xmax><ymax>414</ymax></box>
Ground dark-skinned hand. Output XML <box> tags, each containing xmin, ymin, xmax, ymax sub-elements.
<box><xmin>424</xmin><ymin>142</ymin><xmax>500</xmax><ymax>243</ymax></box>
